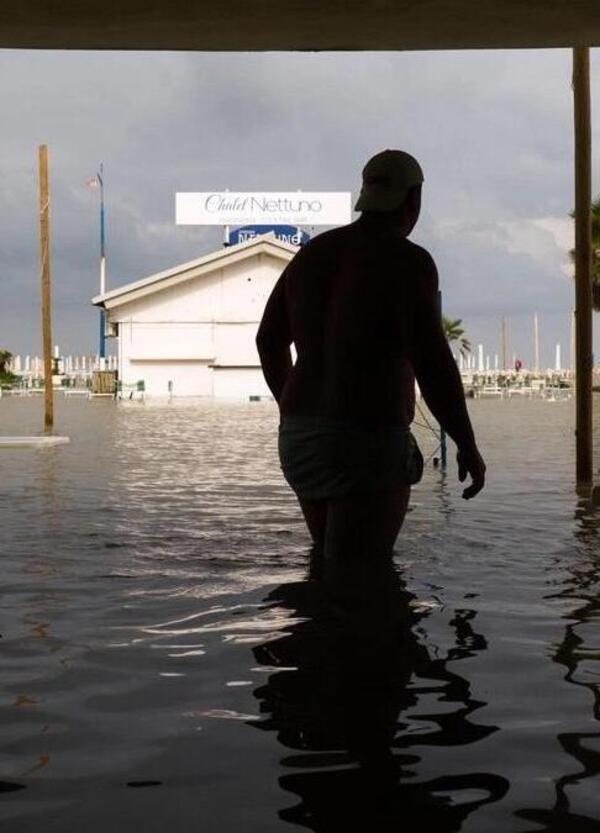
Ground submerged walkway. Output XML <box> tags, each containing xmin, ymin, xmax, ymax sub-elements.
<box><xmin>0</xmin><ymin>436</ymin><xmax>70</xmax><ymax>448</ymax></box>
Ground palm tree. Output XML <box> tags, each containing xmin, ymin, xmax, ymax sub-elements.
<box><xmin>0</xmin><ymin>350</ymin><xmax>12</xmax><ymax>375</ymax></box>
<box><xmin>0</xmin><ymin>349</ymin><xmax>17</xmax><ymax>388</ymax></box>
<box><xmin>442</xmin><ymin>316</ymin><xmax>471</xmax><ymax>358</ymax></box>
<box><xmin>569</xmin><ymin>196</ymin><xmax>600</xmax><ymax>311</ymax></box>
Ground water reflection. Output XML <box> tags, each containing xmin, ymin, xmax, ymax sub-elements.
<box><xmin>517</xmin><ymin>497</ymin><xmax>600</xmax><ymax>831</ymax></box>
<box><xmin>3</xmin><ymin>398</ymin><xmax>598</xmax><ymax>829</ymax></box>
<box><xmin>251</xmin><ymin>552</ymin><xmax>509</xmax><ymax>830</ymax></box>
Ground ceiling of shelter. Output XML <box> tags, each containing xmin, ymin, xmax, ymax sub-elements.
<box><xmin>1</xmin><ymin>0</ymin><xmax>599</xmax><ymax>51</ymax></box>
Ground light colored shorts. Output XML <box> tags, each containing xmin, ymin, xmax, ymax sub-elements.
<box><xmin>278</xmin><ymin>415</ymin><xmax>423</xmax><ymax>500</ymax></box>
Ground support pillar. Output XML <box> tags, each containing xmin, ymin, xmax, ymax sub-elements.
<box><xmin>572</xmin><ymin>47</ymin><xmax>593</xmax><ymax>484</ymax></box>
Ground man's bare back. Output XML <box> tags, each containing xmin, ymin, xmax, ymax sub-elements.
<box><xmin>278</xmin><ymin>218</ymin><xmax>437</xmax><ymax>428</ymax></box>
<box><xmin>258</xmin><ymin>214</ymin><xmax>480</xmax><ymax>455</ymax></box>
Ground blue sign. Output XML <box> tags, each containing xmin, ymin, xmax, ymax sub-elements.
<box><xmin>229</xmin><ymin>225</ymin><xmax>310</xmax><ymax>247</ymax></box>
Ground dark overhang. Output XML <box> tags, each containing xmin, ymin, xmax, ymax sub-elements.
<box><xmin>1</xmin><ymin>0</ymin><xmax>599</xmax><ymax>52</ymax></box>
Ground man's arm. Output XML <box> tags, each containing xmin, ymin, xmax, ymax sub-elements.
<box><xmin>410</xmin><ymin>249</ymin><xmax>485</xmax><ymax>498</ymax></box>
<box><xmin>256</xmin><ymin>271</ymin><xmax>293</xmax><ymax>404</ymax></box>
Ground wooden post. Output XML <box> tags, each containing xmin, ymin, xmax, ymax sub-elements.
<box><xmin>572</xmin><ymin>47</ymin><xmax>593</xmax><ymax>485</ymax></box>
<box><xmin>38</xmin><ymin>145</ymin><xmax>53</xmax><ymax>431</ymax></box>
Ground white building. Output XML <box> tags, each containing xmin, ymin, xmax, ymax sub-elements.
<box><xmin>92</xmin><ymin>234</ymin><xmax>297</xmax><ymax>398</ymax></box>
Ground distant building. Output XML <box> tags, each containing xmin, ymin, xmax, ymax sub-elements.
<box><xmin>92</xmin><ymin>234</ymin><xmax>296</xmax><ymax>398</ymax></box>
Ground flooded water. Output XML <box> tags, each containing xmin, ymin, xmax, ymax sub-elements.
<box><xmin>1</xmin><ymin>395</ymin><xmax>600</xmax><ymax>832</ymax></box>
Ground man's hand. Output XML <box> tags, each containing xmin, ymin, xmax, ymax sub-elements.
<box><xmin>457</xmin><ymin>445</ymin><xmax>486</xmax><ymax>500</ymax></box>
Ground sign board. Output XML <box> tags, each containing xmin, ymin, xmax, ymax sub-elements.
<box><xmin>229</xmin><ymin>225</ymin><xmax>311</xmax><ymax>247</ymax></box>
<box><xmin>176</xmin><ymin>192</ymin><xmax>351</xmax><ymax>226</ymax></box>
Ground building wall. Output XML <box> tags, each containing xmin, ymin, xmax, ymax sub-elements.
<box><xmin>128</xmin><ymin>359</ymin><xmax>214</xmax><ymax>397</ymax></box>
<box><xmin>212</xmin><ymin>368</ymin><xmax>271</xmax><ymax>399</ymax></box>
<box><xmin>107</xmin><ymin>250</ymin><xmax>287</xmax><ymax>398</ymax></box>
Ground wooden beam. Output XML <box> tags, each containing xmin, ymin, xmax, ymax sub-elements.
<box><xmin>2</xmin><ymin>1</ymin><xmax>600</xmax><ymax>51</ymax></box>
<box><xmin>38</xmin><ymin>144</ymin><xmax>53</xmax><ymax>431</ymax></box>
<box><xmin>572</xmin><ymin>47</ymin><xmax>593</xmax><ymax>484</ymax></box>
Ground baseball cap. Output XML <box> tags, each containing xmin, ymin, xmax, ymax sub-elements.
<box><xmin>354</xmin><ymin>149</ymin><xmax>424</xmax><ymax>212</ymax></box>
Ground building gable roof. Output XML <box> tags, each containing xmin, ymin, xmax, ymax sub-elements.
<box><xmin>92</xmin><ymin>234</ymin><xmax>297</xmax><ymax>310</ymax></box>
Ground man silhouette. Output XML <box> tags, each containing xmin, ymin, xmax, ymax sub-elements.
<box><xmin>257</xmin><ymin>150</ymin><xmax>485</xmax><ymax>558</ymax></box>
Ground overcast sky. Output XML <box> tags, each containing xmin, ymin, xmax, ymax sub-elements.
<box><xmin>1</xmin><ymin>48</ymin><xmax>599</xmax><ymax>368</ymax></box>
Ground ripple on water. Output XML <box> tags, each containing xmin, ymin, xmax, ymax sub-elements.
<box><xmin>1</xmin><ymin>396</ymin><xmax>600</xmax><ymax>832</ymax></box>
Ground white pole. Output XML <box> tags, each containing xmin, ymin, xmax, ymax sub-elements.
<box><xmin>486</xmin><ymin>355</ymin><xmax>490</xmax><ymax>372</ymax></box>
<box><xmin>570</xmin><ymin>308</ymin><xmax>576</xmax><ymax>373</ymax></box>
<box><xmin>478</xmin><ymin>343</ymin><xmax>484</xmax><ymax>372</ymax></box>
<box><xmin>555</xmin><ymin>342</ymin><xmax>562</xmax><ymax>371</ymax></box>
<box><xmin>99</xmin><ymin>164</ymin><xmax>107</xmax><ymax>361</ymax></box>
<box><xmin>534</xmin><ymin>312</ymin><xmax>539</xmax><ymax>373</ymax></box>
<box><xmin>100</xmin><ymin>253</ymin><xmax>106</xmax><ymax>295</ymax></box>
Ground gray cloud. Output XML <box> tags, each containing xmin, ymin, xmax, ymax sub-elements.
<box><xmin>1</xmin><ymin>47</ymin><xmax>598</xmax><ymax>366</ymax></box>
